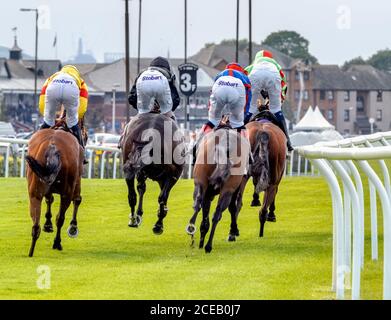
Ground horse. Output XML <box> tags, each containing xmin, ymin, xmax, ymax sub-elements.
<box><xmin>246</xmin><ymin>105</ymin><xmax>287</xmax><ymax>237</ymax></box>
<box><xmin>186</xmin><ymin>115</ymin><xmax>250</xmax><ymax>253</ymax></box>
<box><xmin>25</xmin><ymin>117</ymin><xmax>86</xmax><ymax>257</ymax></box>
<box><xmin>120</xmin><ymin>112</ymin><xmax>185</xmax><ymax>234</ymax></box>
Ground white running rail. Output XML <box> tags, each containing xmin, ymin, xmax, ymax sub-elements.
<box><xmin>0</xmin><ymin>137</ymin><xmax>122</xmax><ymax>179</ymax></box>
<box><xmin>297</xmin><ymin>131</ymin><xmax>391</xmax><ymax>300</ymax></box>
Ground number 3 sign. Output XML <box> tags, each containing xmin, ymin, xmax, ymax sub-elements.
<box><xmin>178</xmin><ymin>63</ymin><xmax>198</xmax><ymax>96</ymax></box>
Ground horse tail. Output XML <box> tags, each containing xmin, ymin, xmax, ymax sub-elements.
<box><xmin>209</xmin><ymin>134</ymin><xmax>232</xmax><ymax>189</ymax></box>
<box><xmin>123</xmin><ymin>140</ymin><xmax>149</xmax><ymax>179</ymax></box>
<box><xmin>251</xmin><ymin>131</ymin><xmax>270</xmax><ymax>193</ymax></box>
<box><xmin>26</xmin><ymin>144</ymin><xmax>62</xmax><ymax>185</ymax></box>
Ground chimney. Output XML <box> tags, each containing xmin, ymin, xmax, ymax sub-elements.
<box><xmin>10</xmin><ymin>35</ymin><xmax>22</xmax><ymax>60</ymax></box>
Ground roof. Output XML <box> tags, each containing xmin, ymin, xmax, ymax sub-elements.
<box><xmin>294</xmin><ymin>106</ymin><xmax>335</xmax><ymax>131</ymax></box>
<box><xmin>312</xmin><ymin>64</ymin><xmax>391</xmax><ymax>90</ymax></box>
<box><xmin>191</xmin><ymin>43</ymin><xmax>297</xmax><ymax>70</ymax></box>
<box><xmin>22</xmin><ymin>60</ymin><xmax>62</xmax><ymax>78</ymax></box>
<box><xmin>82</xmin><ymin>57</ymin><xmax>218</xmax><ymax>93</ymax></box>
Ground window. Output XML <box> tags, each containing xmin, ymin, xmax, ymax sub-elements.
<box><xmin>320</xmin><ymin>90</ymin><xmax>326</xmax><ymax>100</ymax></box>
<box><xmin>295</xmin><ymin>70</ymin><xmax>300</xmax><ymax>80</ymax></box>
<box><xmin>327</xmin><ymin>90</ymin><xmax>334</xmax><ymax>101</ymax></box>
<box><xmin>377</xmin><ymin>90</ymin><xmax>383</xmax><ymax>102</ymax></box>
<box><xmin>344</xmin><ymin>91</ymin><xmax>350</xmax><ymax>102</ymax></box>
<box><xmin>327</xmin><ymin>109</ymin><xmax>334</xmax><ymax>120</ymax></box>
<box><xmin>376</xmin><ymin>109</ymin><xmax>383</xmax><ymax>121</ymax></box>
<box><xmin>303</xmin><ymin>90</ymin><xmax>309</xmax><ymax>100</ymax></box>
<box><xmin>344</xmin><ymin>109</ymin><xmax>350</xmax><ymax>122</ymax></box>
<box><xmin>294</xmin><ymin>90</ymin><xmax>301</xmax><ymax>101</ymax></box>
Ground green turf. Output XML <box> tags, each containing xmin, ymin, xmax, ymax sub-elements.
<box><xmin>0</xmin><ymin>176</ymin><xmax>384</xmax><ymax>300</ymax></box>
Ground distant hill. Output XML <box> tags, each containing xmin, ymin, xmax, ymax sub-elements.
<box><xmin>0</xmin><ymin>45</ymin><xmax>33</xmax><ymax>59</ymax></box>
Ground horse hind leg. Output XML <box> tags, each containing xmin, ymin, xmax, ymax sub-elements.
<box><xmin>199</xmin><ymin>192</ymin><xmax>213</xmax><ymax>249</ymax></box>
<box><xmin>29</xmin><ymin>196</ymin><xmax>42</xmax><ymax>257</ymax></box>
<box><xmin>53</xmin><ymin>196</ymin><xmax>71</xmax><ymax>251</ymax></box>
<box><xmin>186</xmin><ymin>184</ymin><xmax>204</xmax><ymax>236</ymax></box>
<box><xmin>126</xmin><ymin>178</ymin><xmax>138</xmax><ymax>227</ymax></box>
<box><xmin>205</xmin><ymin>191</ymin><xmax>232</xmax><ymax>253</ymax></box>
<box><xmin>135</xmin><ymin>174</ymin><xmax>147</xmax><ymax>226</ymax></box>
<box><xmin>153</xmin><ymin>178</ymin><xmax>177</xmax><ymax>235</ymax></box>
<box><xmin>251</xmin><ymin>176</ymin><xmax>261</xmax><ymax>207</ymax></box>
<box><xmin>228</xmin><ymin>189</ymin><xmax>240</xmax><ymax>242</ymax></box>
<box><xmin>43</xmin><ymin>194</ymin><xmax>54</xmax><ymax>233</ymax></box>
<box><xmin>67</xmin><ymin>195</ymin><xmax>82</xmax><ymax>238</ymax></box>
<box><xmin>259</xmin><ymin>185</ymin><xmax>277</xmax><ymax>237</ymax></box>
<box><xmin>267</xmin><ymin>199</ymin><xmax>277</xmax><ymax>222</ymax></box>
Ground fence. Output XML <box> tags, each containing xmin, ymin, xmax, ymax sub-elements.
<box><xmin>0</xmin><ymin>137</ymin><xmax>196</xmax><ymax>179</ymax></box>
<box><xmin>297</xmin><ymin>131</ymin><xmax>391</xmax><ymax>300</ymax></box>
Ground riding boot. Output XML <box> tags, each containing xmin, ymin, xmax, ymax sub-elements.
<box><xmin>192</xmin><ymin>122</ymin><xmax>214</xmax><ymax>165</ymax></box>
<box><xmin>39</xmin><ymin>122</ymin><xmax>51</xmax><ymax>130</ymax></box>
<box><xmin>274</xmin><ymin>111</ymin><xmax>294</xmax><ymax>152</ymax></box>
<box><xmin>69</xmin><ymin>124</ymin><xmax>88</xmax><ymax>164</ymax></box>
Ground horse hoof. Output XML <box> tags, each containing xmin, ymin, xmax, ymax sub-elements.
<box><xmin>205</xmin><ymin>245</ymin><xmax>212</xmax><ymax>253</ymax></box>
<box><xmin>128</xmin><ymin>215</ymin><xmax>142</xmax><ymax>228</ymax></box>
<box><xmin>52</xmin><ymin>242</ymin><xmax>62</xmax><ymax>251</ymax></box>
<box><xmin>227</xmin><ymin>234</ymin><xmax>236</xmax><ymax>242</ymax></box>
<box><xmin>186</xmin><ymin>224</ymin><xmax>196</xmax><ymax>235</ymax></box>
<box><xmin>67</xmin><ymin>225</ymin><xmax>79</xmax><ymax>238</ymax></box>
<box><xmin>251</xmin><ymin>199</ymin><xmax>261</xmax><ymax>207</ymax></box>
<box><xmin>43</xmin><ymin>224</ymin><xmax>53</xmax><ymax>233</ymax></box>
<box><xmin>267</xmin><ymin>214</ymin><xmax>276</xmax><ymax>222</ymax></box>
<box><xmin>153</xmin><ymin>225</ymin><xmax>163</xmax><ymax>235</ymax></box>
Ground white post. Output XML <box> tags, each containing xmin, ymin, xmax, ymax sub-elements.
<box><xmin>112</xmin><ymin>88</ymin><xmax>116</xmax><ymax>134</ymax></box>
<box><xmin>5</xmin><ymin>144</ymin><xmax>10</xmax><ymax>178</ymax></box>
<box><xmin>369</xmin><ymin>181</ymin><xmax>378</xmax><ymax>260</ymax></box>
<box><xmin>358</xmin><ymin>161</ymin><xmax>391</xmax><ymax>300</ymax></box>
<box><xmin>312</xmin><ymin>159</ymin><xmax>345</xmax><ymax>299</ymax></box>
<box><xmin>20</xmin><ymin>145</ymin><xmax>26</xmax><ymax>178</ymax></box>
<box><xmin>113</xmin><ymin>152</ymin><xmax>118</xmax><ymax>179</ymax></box>
<box><xmin>330</xmin><ymin>160</ymin><xmax>361</xmax><ymax>300</ymax></box>
<box><xmin>100</xmin><ymin>152</ymin><xmax>106</xmax><ymax>179</ymax></box>
<box><xmin>88</xmin><ymin>150</ymin><xmax>93</xmax><ymax>179</ymax></box>
<box><xmin>289</xmin><ymin>150</ymin><xmax>294</xmax><ymax>177</ymax></box>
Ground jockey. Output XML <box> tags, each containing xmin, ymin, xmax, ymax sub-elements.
<box><xmin>128</xmin><ymin>56</ymin><xmax>180</xmax><ymax>119</ymax></box>
<box><xmin>245</xmin><ymin>50</ymin><xmax>293</xmax><ymax>151</ymax></box>
<box><xmin>38</xmin><ymin>65</ymin><xmax>88</xmax><ymax>148</ymax></box>
<box><xmin>201</xmin><ymin>62</ymin><xmax>251</xmax><ymax>136</ymax></box>
<box><xmin>192</xmin><ymin>62</ymin><xmax>251</xmax><ymax>163</ymax></box>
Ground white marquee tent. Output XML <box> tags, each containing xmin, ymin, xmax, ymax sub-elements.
<box><xmin>291</xmin><ymin>106</ymin><xmax>342</xmax><ymax>147</ymax></box>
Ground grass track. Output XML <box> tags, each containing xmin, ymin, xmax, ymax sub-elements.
<box><xmin>0</xmin><ymin>176</ymin><xmax>384</xmax><ymax>299</ymax></box>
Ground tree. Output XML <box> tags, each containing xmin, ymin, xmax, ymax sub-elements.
<box><xmin>261</xmin><ymin>30</ymin><xmax>318</xmax><ymax>64</ymax></box>
<box><xmin>367</xmin><ymin>49</ymin><xmax>391</xmax><ymax>72</ymax></box>
<box><xmin>342</xmin><ymin>56</ymin><xmax>366</xmax><ymax>71</ymax></box>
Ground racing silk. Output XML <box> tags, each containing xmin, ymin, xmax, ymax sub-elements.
<box><xmin>214</xmin><ymin>69</ymin><xmax>252</xmax><ymax>114</ymax></box>
<box><xmin>39</xmin><ymin>66</ymin><xmax>89</xmax><ymax>119</ymax></box>
<box><xmin>245</xmin><ymin>52</ymin><xmax>287</xmax><ymax>102</ymax></box>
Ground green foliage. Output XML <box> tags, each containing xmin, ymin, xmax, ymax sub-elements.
<box><xmin>0</xmin><ymin>177</ymin><xmax>383</xmax><ymax>299</ymax></box>
<box><xmin>367</xmin><ymin>49</ymin><xmax>391</xmax><ymax>72</ymax></box>
<box><xmin>342</xmin><ymin>56</ymin><xmax>367</xmax><ymax>71</ymax></box>
<box><xmin>262</xmin><ymin>30</ymin><xmax>318</xmax><ymax>64</ymax></box>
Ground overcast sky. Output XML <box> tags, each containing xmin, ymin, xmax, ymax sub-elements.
<box><xmin>1</xmin><ymin>0</ymin><xmax>390</xmax><ymax>65</ymax></box>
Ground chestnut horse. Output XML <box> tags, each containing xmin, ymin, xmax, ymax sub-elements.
<box><xmin>246</xmin><ymin>112</ymin><xmax>286</xmax><ymax>237</ymax></box>
<box><xmin>186</xmin><ymin>116</ymin><xmax>250</xmax><ymax>253</ymax></box>
<box><xmin>121</xmin><ymin>112</ymin><xmax>185</xmax><ymax>234</ymax></box>
<box><xmin>26</xmin><ymin>120</ymin><xmax>84</xmax><ymax>257</ymax></box>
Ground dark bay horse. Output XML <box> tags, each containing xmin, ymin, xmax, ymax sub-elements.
<box><xmin>246</xmin><ymin>111</ymin><xmax>287</xmax><ymax>237</ymax></box>
<box><xmin>26</xmin><ymin>120</ymin><xmax>85</xmax><ymax>257</ymax></box>
<box><xmin>186</xmin><ymin>116</ymin><xmax>250</xmax><ymax>253</ymax></box>
<box><xmin>121</xmin><ymin>112</ymin><xmax>185</xmax><ymax>234</ymax></box>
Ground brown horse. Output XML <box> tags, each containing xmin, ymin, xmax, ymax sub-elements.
<box><xmin>25</xmin><ymin>120</ymin><xmax>84</xmax><ymax>257</ymax></box>
<box><xmin>186</xmin><ymin>116</ymin><xmax>250</xmax><ymax>253</ymax></box>
<box><xmin>246</xmin><ymin>112</ymin><xmax>287</xmax><ymax>237</ymax></box>
<box><xmin>121</xmin><ymin>112</ymin><xmax>185</xmax><ymax>234</ymax></box>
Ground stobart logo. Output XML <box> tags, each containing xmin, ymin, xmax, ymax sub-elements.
<box><xmin>218</xmin><ymin>80</ymin><xmax>238</xmax><ymax>87</ymax></box>
<box><xmin>142</xmin><ymin>75</ymin><xmax>162</xmax><ymax>81</ymax></box>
